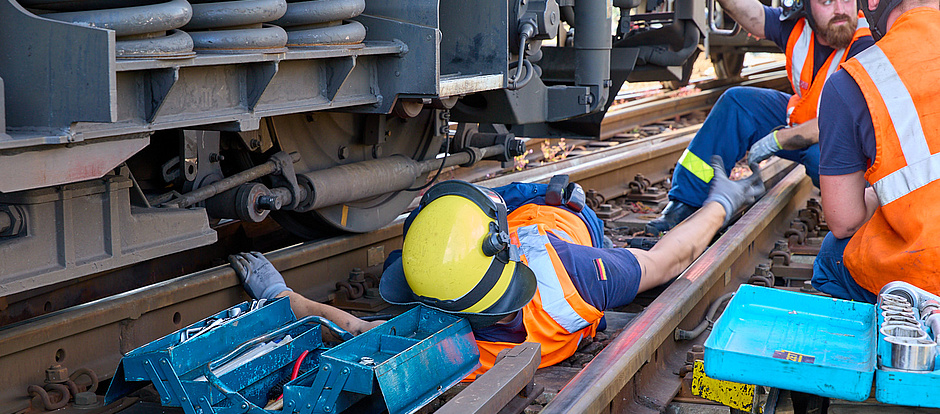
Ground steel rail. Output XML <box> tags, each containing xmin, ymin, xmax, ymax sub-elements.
<box><xmin>542</xmin><ymin>165</ymin><xmax>816</xmax><ymax>413</ymax></box>
<box><xmin>600</xmin><ymin>70</ymin><xmax>789</xmax><ymax>140</ymax></box>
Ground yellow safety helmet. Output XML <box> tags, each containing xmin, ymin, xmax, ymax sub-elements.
<box><xmin>380</xmin><ymin>181</ymin><xmax>536</xmax><ymax>328</ymax></box>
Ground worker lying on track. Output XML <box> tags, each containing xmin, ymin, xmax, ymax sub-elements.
<box><xmin>232</xmin><ymin>156</ymin><xmax>763</xmax><ymax>378</ymax></box>
<box><xmin>811</xmin><ymin>0</ymin><xmax>940</xmax><ymax>302</ymax></box>
<box><xmin>229</xmin><ymin>252</ymin><xmax>384</xmax><ymax>336</ymax></box>
<box><xmin>645</xmin><ymin>0</ymin><xmax>874</xmax><ymax>235</ymax></box>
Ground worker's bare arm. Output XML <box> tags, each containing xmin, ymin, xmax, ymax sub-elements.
<box><xmin>820</xmin><ymin>171</ymin><xmax>877</xmax><ymax>238</ymax></box>
<box><xmin>630</xmin><ymin>202</ymin><xmax>726</xmax><ymax>292</ymax></box>
<box><xmin>276</xmin><ymin>291</ymin><xmax>382</xmax><ymax>336</ymax></box>
<box><xmin>777</xmin><ymin>119</ymin><xmax>820</xmax><ymax>150</ymax></box>
<box><xmin>717</xmin><ymin>0</ymin><xmax>767</xmax><ymax>38</ymax></box>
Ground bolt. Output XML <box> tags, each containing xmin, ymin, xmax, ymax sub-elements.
<box><xmin>439</xmin><ymin>111</ymin><xmax>450</xmax><ymax>121</ymax></box>
<box><xmin>773</xmin><ymin>240</ymin><xmax>789</xmax><ymax>251</ymax></box>
<box><xmin>0</xmin><ymin>205</ymin><xmax>25</xmax><ymax>237</ymax></box>
<box><xmin>598</xmin><ymin>204</ymin><xmax>613</xmax><ymax>212</ymax></box>
<box><xmin>257</xmin><ymin>195</ymin><xmax>281</xmax><ymax>211</ymax></box>
<box><xmin>439</xmin><ymin>125</ymin><xmax>450</xmax><ymax>135</ymax></box>
<box><xmin>74</xmin><ymin>391</ymin><xmax>98</xmax><ymax>407</ymax></box>
<box><xmin>249</xmin><ymin>139</ymin><xmax>261</xmax><ymax>150</ymax></box>
<box><xmin>348</xmin><ymin>268</ymin><xmax>365</xmax><ymax>283</ymax></box>
<box><xmin>45</xmin><ymin>364</ymin><xmax>68</xmax><ymax>383</ymax></box>
<box><xmin>209</xmin><ymin>153</ymin><xmax>225</xmax><ymax>163</ymax></box>
<box><xmin>755</xmin><ymin>263</ymin><xmax>772</xmax><ymax>276</ymax></box>
<box><xmin>691</xmin><ymin>345</ymin><xmax>704</xmax><ymax>353</ymax></box>
<box><xmin>338</xmin><ymin>146</ymin><xmax>349</xmax><ymax>160</ymax></box>
<box><xmin>325</xmin><ymin>405</ymin><xmax>333</xmax><ymax>412</ymax></box>
<box><xmin>364</xmin><ymin>287</ymin><xmax>380</xmax><ymax>299</ymax></box>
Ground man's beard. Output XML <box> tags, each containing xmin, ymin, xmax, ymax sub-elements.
<box><xmin>819</xmin><ymin>14</ymin><xmax>857</xmax><ymax>49</ymax></box>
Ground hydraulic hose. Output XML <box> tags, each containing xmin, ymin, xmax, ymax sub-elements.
<box><xmin>632</xmin><ymin>21</ymin><xmax>700</xmax><ymax>67</ymax></box>
<box><xmin>674</xmin><ymin>292</ymin><xmax>735</xmax><ymax>341</ymax></box>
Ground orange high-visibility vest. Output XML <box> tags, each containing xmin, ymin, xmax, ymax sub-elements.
<box><xmin>784</xmin><ymin>13</ymin><xmax>871</xmax><ymax>125</ymax></box>
<box><xmin>467</xmin><ymin>203</ymin><xmax>604</xmax><ymax>379</ymax></box>
<box><xmin>841</xmin><ymin>8</ymin><xmax>940</xmax><ymax>295</ymax></box>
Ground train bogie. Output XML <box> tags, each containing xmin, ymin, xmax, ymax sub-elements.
<box><xmin>0</xmin><ymin>0</ymin><xmax>716</xmax><ymax>325</ymax></box>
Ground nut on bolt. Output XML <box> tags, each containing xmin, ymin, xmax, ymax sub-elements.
<box><xmin>0</xmin><ymin>205</ymin><xmax>25</xmax><ymax>237</ymax></box>
<box><xmin>45</xmin><ymin>364</ymin><xmax>68</xmax><ymax>383</ymax></box>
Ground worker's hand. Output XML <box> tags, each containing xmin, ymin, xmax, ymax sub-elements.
<box><xmin>703</xmin><ymin>156</ymin><xmax>765</xmax><ymax>225</ymax></box>
<box><xmin>747</xmin><ymin>130</ymin><xmax>782</xmax><ymax>165</ymax></box>
<box><xmin>228</xmin><ymin>252</ymin><xmax>292</xmax><ymax>301</ymax></box>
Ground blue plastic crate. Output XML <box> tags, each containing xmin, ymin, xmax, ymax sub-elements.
<box><xmin>704</xmin><ymin>285</ymin><xmax>877</xmax><ymax>401</ymax></box>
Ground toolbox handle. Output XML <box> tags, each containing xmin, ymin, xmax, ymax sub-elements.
<box><xmin>207</xmin><ymin>316</ymin><xmax>352</xmax><ymax>373</ymax></box>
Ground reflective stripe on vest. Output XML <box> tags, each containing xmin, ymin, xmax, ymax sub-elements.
<box><xmin>785</xmin><ymin>14</ymin><xmax>870</xmax><ymax>125</ymax></box>
<box><xmin>516</xmin><ymin>224</ymin><xmax>591</xmax><ymax>334</ymax></box>
<box><xmin>788</xmin><ymin>19</ymin><xmax>814</xmax><ymax>97</ymax></box>
<box><xmin>853</xmin><ymin>45</ymin><xmax>934</xmax><ymax>205</ymax></box>
<box><xmin>678</xmin><ymin>148</ymin><xmax>714</xmax><ymax>183</ymax></box>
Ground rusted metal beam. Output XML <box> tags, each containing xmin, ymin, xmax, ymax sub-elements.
<box><xmin>436</xmin><ymin>342</ymin><xmax>542</xmax><ymax>414</ymax></box>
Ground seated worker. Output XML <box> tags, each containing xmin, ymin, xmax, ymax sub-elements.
<box><xmin>645</xmin><ymin>0</ymin><xmax>874</xmax><ymax>235</ymax></box>
<box><xmin>811</xmin><ymin>0</ymin><xmax>940</xmax><ymax>302</ymax></box>
<box><xmin>232</xmin><ymin>157</ymin><xmax>764</xmax><ymax>377</ymax></box>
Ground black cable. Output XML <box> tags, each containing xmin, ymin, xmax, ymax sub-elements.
<box><xmin>406</xmin><ymin>136</ymin><xmax>451</xmax><ymax>192</ymax></box>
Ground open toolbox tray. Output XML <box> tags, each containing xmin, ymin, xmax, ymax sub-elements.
<box><xmin>105</xmin><ymin>298</ymin><xmax>479</xmax><ymax>414</ymax></box>
<box><xmin>704</xmin><ymin>284</ymin><xmax>940</xmax><ymax>407</ymax></box>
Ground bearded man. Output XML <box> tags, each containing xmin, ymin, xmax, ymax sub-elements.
<box><xmin>645</xmin><ymin>0</ymin><xmax>874</xmax><ymax>235</ymax></box>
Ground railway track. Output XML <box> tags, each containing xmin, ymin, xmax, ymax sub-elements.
<box><xmin>1</xmin><ymin>65</ymin><xmax>806</xmax><ymax>414</ymax></box>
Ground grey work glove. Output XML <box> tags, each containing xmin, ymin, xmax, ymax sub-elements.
<box><xmin>703</xmin><ymin>156</ymin><xmax>766</xmax><ymax>226</ymax></box>
<box><xmin>747</xmin><ymin>130</ymin><xmax>782</xmax><ymax>165</ymax></box>
<box><xmin>228</xmin><ymin>252</ymin><xmax>292</xmax><ymax>301</ymax></box>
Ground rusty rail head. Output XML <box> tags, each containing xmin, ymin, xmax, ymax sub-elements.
<box><xmin>541</xmin><ymin>164</ymin><xmax>812</xmax><ymax>414</ymax></box>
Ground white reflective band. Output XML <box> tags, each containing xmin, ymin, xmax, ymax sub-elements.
<box><xmin>816</xmin><ymin>48</ymin><xmax>846</xmax><ymax>117</ymax></box>
<box><xmin>858</xmin><ymin>16</ymin><xmax>869</xmax><ymax>29</ymax></box>
<box><xmin>517</xmin><ymin>225</ymin><xmax>590</xmax><ymax>334</ymax></box>
<box><xmin>873</xmin><ymin>153</ymin><xmax>940</xmax><ymax>205</ymax></box>
<box><xmin>791</xmin><ymin>26</ymin><xmax>813</xmax><ymax>96</ymax></box>
<box><xmin>855</xmin><ymin>45</ymin><xmax>929</xmax><ymax>165</ymax></box>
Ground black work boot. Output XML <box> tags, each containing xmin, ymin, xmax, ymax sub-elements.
<box><xmin>645</xmin><ymin>200</ymin><xmax>697</xmax><ymax>235</ymax></box>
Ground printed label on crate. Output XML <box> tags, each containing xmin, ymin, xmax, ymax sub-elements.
<box><xmin>772</xmin><ymin>350</ymin><xmax>815</xmax><ymax>363</ymax></box>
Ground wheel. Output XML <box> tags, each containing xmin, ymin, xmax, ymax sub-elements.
<box><xmin>265</xmin><ymin>111</ymin><xmax>443</xmax><ymax>237</ymax></box>
<box><xmin>710</xmin><ymin>52</ymin><xmax>745</xmax><ymax>79</ymax></box>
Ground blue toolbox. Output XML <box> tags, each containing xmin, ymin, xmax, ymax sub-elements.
<box><xmin>704</xmin><ymin>283</ymin><xmax>940</xmax><ymax>407</ymax></box>
<box><xmin>104</xmin><ymin>297</ymin><xmax>480</xmax><ymax>414</ymax></box>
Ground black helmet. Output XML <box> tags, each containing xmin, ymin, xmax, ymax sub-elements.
<box><xmin>859</xmin><ymin>0</ymin><xmax>903</xmax><ymax>40</ymax></box>
<box><xmin>780</xmin><ymin>0</ymin><xmax>817</xmax><ymax>31</ymax></box>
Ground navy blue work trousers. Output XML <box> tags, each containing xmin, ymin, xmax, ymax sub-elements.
<box><xmin>811</xmin><ymin>232</ymin><xmax>877</xmax><ymax>304</ymax></box>
<box><xmin>668</xmin><ymin>86</ymin><xmax>821</xmax><ymax>207</ymax></box>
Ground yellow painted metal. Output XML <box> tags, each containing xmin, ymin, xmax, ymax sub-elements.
<box><xmin>691</xmin><ymin>360</ymin><xmax>756</xmax><ymax>412</ymax></box>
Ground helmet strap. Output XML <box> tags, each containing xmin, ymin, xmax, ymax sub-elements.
<box><xmin>413</xmin><ymin>255</ymin><xmax>507</xmax><ymax>312</ymax></box>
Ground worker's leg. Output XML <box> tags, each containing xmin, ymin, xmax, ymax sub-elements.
<box><xmin>811</xmin><ymin>233</ymin><xmax>877</xmax><ymax>303</ymax></box>
<box><xmin>668</xmin><ymin>87</ymin><xmax>789</xmax><ymax>208</ymax></box>
<box><xmin>648</xmin><ymin>87</ymin><xmax>788</xmax><ymax>234</ymax></box>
